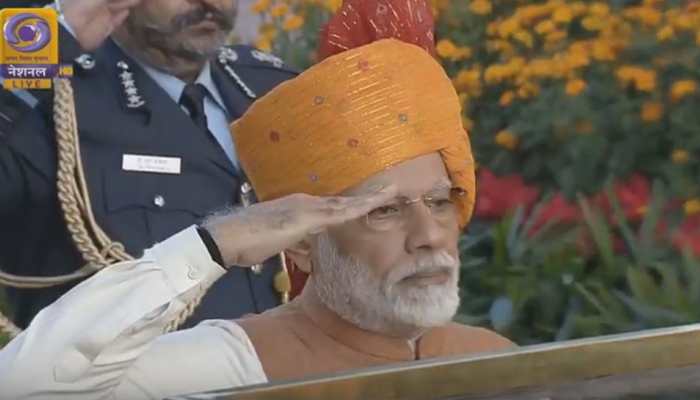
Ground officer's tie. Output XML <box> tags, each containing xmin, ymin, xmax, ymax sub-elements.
<box><xmin>179</xmin><ymin>83</ymin><xmax>209</xmax><ymax>132</ymax></box>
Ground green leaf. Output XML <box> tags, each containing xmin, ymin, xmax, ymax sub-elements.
<box><xmin>638</xmin><ymin>181</ymin><xmax>666</xmax><ymax>256</ymax></box>
<box><xmin>626</xmin><ymin>267</ymin><xmax>659</xmax><ymax>302</ymax></box>
<box><xmin>606</xmin><ymin>184</ymin><xmax>642</xmax><ymax>261</ymax></box>
<box><xmin>578</xmin><ymin>196</ymin><xmax>616</xmax><ymax>273</ymax></box>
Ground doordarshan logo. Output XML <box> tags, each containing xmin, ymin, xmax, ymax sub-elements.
<box><xmin>3</xmin><ymin>13</ymin><xmax>52</xmax><ymax>53</ymax></box>
<box><xmin>0</xmin><ymin>8</ymin><xmax>68</xmax><ymax>90</ymax></box>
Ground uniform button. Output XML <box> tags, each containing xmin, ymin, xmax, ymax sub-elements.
<box><xmin>75</xmin><ymin>54</ymin><xmax>96</xmax><ymax>70</ymax></box>
<box><xmin>153</xmin><ymin>195</ymin><xmax>165</xmax><ymax>208</ymax></box>
<box><xmin>187</xmin><ymin>266</ymin><xmax>200</xmax><ymax>280</ymax></box>
<box><xmin>251</xmin><ymin>264</ymin><xmax>263</xmax><ymax>275</ymax></box>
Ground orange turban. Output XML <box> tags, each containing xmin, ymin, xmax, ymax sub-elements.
<box><xmin>231</xmin><ymin>2</ymin><xmax>475</xmax><ymax>227</ymax></box>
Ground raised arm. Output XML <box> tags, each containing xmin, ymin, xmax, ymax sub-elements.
<box><xmin>58</xmin><ymin>0</ymin><xmax>142</xmax><ymax>51</ymax></box>
<box><xmin>0</xmin><ymin>187</ymin><xmax>397</xmax><ymax>399</ymax></box>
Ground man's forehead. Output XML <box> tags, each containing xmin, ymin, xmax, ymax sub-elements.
<box><xmin>344</xmin><ymin>153</ymin><xmax>451</xmax><ymax>196</ymax></box>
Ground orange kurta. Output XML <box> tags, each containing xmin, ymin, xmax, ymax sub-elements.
<box><xmin>236</xmin><ymin>285</ymin><xmax>515</xmax><ymax>382</ymax></box>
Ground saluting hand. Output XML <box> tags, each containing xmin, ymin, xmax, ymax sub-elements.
<box><xmin>60</xmin><ymin>0</ymin><xmax>142</xmax><ymax>51</ymax></box>
<box><xmin>204</xmin><ymin>186</ymin><xmax>398</xmax><ymax>267</ymax></box>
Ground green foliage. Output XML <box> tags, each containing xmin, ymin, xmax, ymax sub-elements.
<box><xmin>458</xmin><ymin>189</ymin><xmax>700</xmax><ymax>345</ymax></box>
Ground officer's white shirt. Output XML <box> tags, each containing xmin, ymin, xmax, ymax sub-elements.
<box><xmin>137</xmin><ymin>61</ymin><xmax>239</xmax><ymax>169</ymax></box>
<box><xmin>0</xmin><ymin>226</ymin><xmax>267</xmax><ymax>400</ymax></box>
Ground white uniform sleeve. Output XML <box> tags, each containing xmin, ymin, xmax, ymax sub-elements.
<box><xmin>0</xmin><ymin>226</ymin><xmax>267</xmax><ymax>400</ymax></box>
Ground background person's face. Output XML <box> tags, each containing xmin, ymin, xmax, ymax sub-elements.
<box><xmin>124</xmin><ymin>0</ymin><xmax>237</xmax><ymax>62</ymax></box>
<box><xmin>311</xmin><ymin>153</ymin><xmax>463</xmax><ymax>334</ymax></box>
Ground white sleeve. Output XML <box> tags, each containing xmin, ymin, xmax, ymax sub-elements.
<box><xmin>0</xmin><ymin>226</ymin><xmax>266</xmax><ymax>400</ymax></box>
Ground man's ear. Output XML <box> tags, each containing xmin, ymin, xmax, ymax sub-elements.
<box><xmin>285</xmin><ymin>239</ymin><xmax>312</xmax><ymax>274</ymax></box>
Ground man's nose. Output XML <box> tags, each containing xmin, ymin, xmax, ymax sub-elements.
<box><xmin>404</xmin><ymin>205</ymin><xmax>449</xmax><ymax>254</ymax></box>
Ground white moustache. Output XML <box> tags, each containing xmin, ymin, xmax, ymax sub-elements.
<box><xmin>386</xmin><ymin>252</ymin><xmax>459</xmax><ymax>285</ymax></box>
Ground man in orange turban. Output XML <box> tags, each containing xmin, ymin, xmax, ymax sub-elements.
<box><xmin>0</xmin><ymin>1</ymin><xmax>513</xmax><ymax>398</ymax></box>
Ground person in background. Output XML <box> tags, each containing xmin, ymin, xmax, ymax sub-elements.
<box><xmin>0</xmin><ymin>0</ymin><xmax>296</xmax><ymax>329</ymax></box>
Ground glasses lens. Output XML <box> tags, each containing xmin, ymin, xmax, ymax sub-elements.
<box><xmin>366</xmin><ymin>203</ymin><xmax>403</xmax><ymax>231</ymax></box>
<box><xmin>364</xmin><ymin>188</ymin><xmax>465</xmax><ymax>231</ymax></box>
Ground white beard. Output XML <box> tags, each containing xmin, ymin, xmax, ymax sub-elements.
<box><xmin>311</xmin><ymin>233</ymin><xmax>461</xmax><ymax>335</ymax></box>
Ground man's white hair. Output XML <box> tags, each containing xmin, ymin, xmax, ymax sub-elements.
<box><xmin>312</xmin><ymin>232</ymin><xmax>460</xmax><ymax>335</ymax></box>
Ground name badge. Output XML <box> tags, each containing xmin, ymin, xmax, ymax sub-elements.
<box><xmin>122</xmin><ymin>154</ymin><xmax>181</xmax><ymax>175</ymax></box>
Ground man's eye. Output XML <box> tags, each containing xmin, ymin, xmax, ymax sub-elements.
<box><xmin>427</xmin><ymin>198</ymin><xmax>454</xmax><ymax>211</ymax></box>
<box><xmin>368</xmin><ymin>205</ymin><xmax>401</xmax><ymax>219</ymax></box>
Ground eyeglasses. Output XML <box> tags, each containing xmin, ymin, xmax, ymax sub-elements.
<box><xmin>364</xmin><ymin>187</ymin><xmax>466</xmax><ymax>232</ymax></box>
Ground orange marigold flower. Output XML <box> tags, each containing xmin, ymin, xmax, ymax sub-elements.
<box><xmin>672</xmin><ymin>149</ymin><xmax>691</xmax><ymax>164</ymax></box>
<box><xmin>582</xmin><ymin>16</ymin><xmax>605</xmax><ymax>30</ymax></box>
<box><xmin>470</xmin><ymin>0</ymin><xmax>492</xmax><ymax>15</ymax></box>
<box><xmin>545</xmin><ymin>30</ymin><xmax>567</xmax><ymax>43</ymax></box>
<box><xmin>565</xmin><ymin>50</ymin><xmax>590</xmax><ymax>70</ymax></box>
<box><xmin>498</xmin><ymin>18</ymin><xmax>520</xmax><ymax>38</ymax></box>
<box><xmin>670</xmin><ymin>80</ymin><xmax>697</xmax><ymax>102</ymax></box>
<box><xmin>282</xmin><ymin>14</ymin><xmax>304</xmax><ymax>31</ymax></box>
<box><xmin>566</xmin><ymin>79</ymin><xmax>587</xmax><ymax>96</ymax></box>
<box><xmin>270</xmin><ymin>3</ymin><xmax>289</xmax><ymax>17</ymax></box>
<box><xmin>255</xmin><ymin>36</ymin><xmax>272</xmax><ymax>52</ymax></box>
<box><xmin>437</xmin><ymin>40</ymin><xmax>471</xmax><ymax>61</ymax></box>
<box><xmin>436</xmin><ymin>39</ymin><xmax>458</xmax><ymax>58</ymax></box>
<box><xmin>674</xmin><ymin>15</ymin><xmax>694</xmax><ymax>30</ymax></box>
<box><xmin>616</xmin><ymin>66</ymin><xmax>657</xmax><ymax>92</ymax></box>
<box><xmin>624</xmin><ymin>7</ymin><xmax>662</xmax><ymax>27</ymax></box>
<box><xmin>487</xmin><ymin>21</ymin><xmax>499</xmax><ymax>36</ymax></box>
<box><xmin>484</xmin><ymin>58</ymin><xmax>525</xmax><ymax>84</ymax></box>
<box><xmin>495</xmin><ymin>130</ymin><xmax>519</xmax><ymax>150</ymax></box>
<box><xmin>454</xmin><ymin>69</ymin><xmax>481</xmax><ymax>92</ymax></box>
<box><xmin>570</xmin><ymin>2</ymin><xmax>587</xmax><ymax>16</ymax></box>
<box><xmin>684</xmin><ymin>199</ymin><xmax>700</xmax><ymax>216</ymax></box>
<box><xmin>323</xmin><ymin>0</ymin><xmax>342</xmax><ymax>12</ymax></box>
<box><xmin>453</xmin><ymin>47</ymin><xmax>473</xmax><ymax>61</ymax></box>
<box><xmin>499</xmin><ymin>91</ymin><xmax>515</xmax><ymax>106</ymax></box>
<box><xmin>516</xmin><ymin>4</ymin><xmax>555</xmax><ymax>24</ymax></box>
<box><xmin>486</xmin><ymin>40</ymin><xmax>515</xmax><ymax>55</ymax></box>
<box><xmin>592</xmin><ymin>40</ymin><xmax>616</xmax><ymax>61</ymax></box>
<box><xmin>513</xmin><ymin>30</ymin><xmax>534</xmax><ymax>48</ymax></box>
<box><xmin>640</xmin><ymin>101</ymin><xmax>664</xmax><ymax>122</ymax></box>
<box><xmin>535</xmin><ymin>20</ymin><xmax>557</xmax><ymax>35</ymax></box>
<box><xmin>250</xmin><ymin>0</ymin><xmax>271</xmax><ymax>13</ymax></box>
<box><xmin>589</xmin><ymin>2</ymin><xmax>610</xmax><ymax>16</ymax></box>
<box><xmin>259</xmin><ymin>23</ymin><xmax>278</xmax><ymax>40</ymax></box>
<box><xmin>636</xmin><ymin>74</ymin><xmax>656</xmax><ymax>91</ymax></box>
<box><xmin>517</xmin><ymin>81</ymin><xmax>540</xmax><ymax>98</ymax></box>
<box><xmin>553</xmin><ymin>6</ymin><xmax>573</xmax><ymax>23</ymax></box>
<box><xmin>657</xmin><ymin>25</ymin><xmax>675</xmax><ymax>41</ymax></box>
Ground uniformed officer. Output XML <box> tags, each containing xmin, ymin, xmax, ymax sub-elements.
<box><xmin>0</xmin><ymin>0</ymin><xmax>296</xmax><ymax>328</ymax></box>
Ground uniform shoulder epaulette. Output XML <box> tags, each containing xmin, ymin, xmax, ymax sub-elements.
<box><xmin>215</xmin><ymin>45</ymin><xmax>298</xmax><ymax>100</ymax></box>
<box><xmin>217</xmin><ymin>45</ymin><xmax>297</xmax><ymax>73</ymax></box>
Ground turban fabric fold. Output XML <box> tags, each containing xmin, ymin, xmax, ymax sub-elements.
<box><xmin>231</xmin><ymin>1</ymin><xmax>476</xmax><ymax>227</ymax></box>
